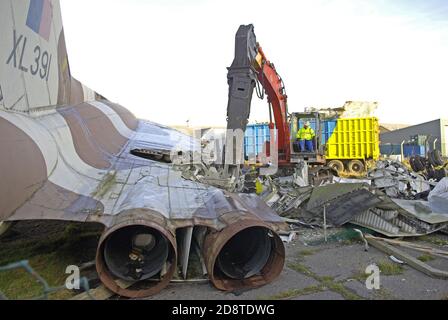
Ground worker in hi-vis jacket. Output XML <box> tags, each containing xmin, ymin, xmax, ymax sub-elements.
<box><xmin>296</xmin><ymin>121</ymin><xmax>315</xmax><ymax>152</ymax></box>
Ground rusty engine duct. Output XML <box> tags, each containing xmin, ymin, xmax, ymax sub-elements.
<box><xmin>203</xmin><ymin>217</ymin><xmax>285</xmax><ymax>291</ymax></box>
<box><xmin>95</xmin><ymin>210</ymin><xmax>286</xmax><ymax>298</ymax></box>
<box><xmin>96</xmin><ymin>217</ymin><xmax>177</xmax><ymax>298</ymax></box>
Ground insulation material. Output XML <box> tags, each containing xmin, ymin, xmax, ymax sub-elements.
<box><xmin>340</xmin><ymin>101</ymin><xmax>378</xmax><ymax>118</ymax></box>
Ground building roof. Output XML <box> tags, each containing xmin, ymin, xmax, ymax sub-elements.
<box><xmin>379</xmin><ymin>123</ymin><xmax>411</xmax><ymax>132</ymax></box>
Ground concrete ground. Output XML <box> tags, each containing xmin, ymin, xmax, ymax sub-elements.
<box><xmin>146</xmin><ymin>229</ymin><xmax>448</xmax><ymax>300</ymax></box>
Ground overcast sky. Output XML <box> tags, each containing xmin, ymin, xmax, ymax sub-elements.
<box><xmin>60</xmin><ymin>0</ymin><xmax>448</xmax><ymax>127</ymax></box>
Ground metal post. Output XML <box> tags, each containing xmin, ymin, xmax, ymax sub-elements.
<box><xmin>425</xmin><ymin>136</ymin><xmax>431</xmax><ymax>157</ymax></box>
<box><xmin>400</xmin><ymin>140</ymin><xmax>405</xmax><ymax>162</ymax></box>
<box><xmin>323</xmin><ymin>205</ymin><xmax>328</xmax><ymax>243</ymax></box>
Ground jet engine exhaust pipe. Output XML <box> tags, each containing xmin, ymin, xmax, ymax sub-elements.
<box><xmin>203</xmin><ymin>219</ymin><xmax>285</xmax><ymax>291</ymax></box>
<box><xmin>96</xmin><ymin>220</ymin><xmax>177</xmax><ymax>298</ymax></box>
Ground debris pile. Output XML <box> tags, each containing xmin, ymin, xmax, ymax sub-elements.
<box><xmin>261</xmin><ymin>159</ymin><xmax>448</xmax><ymax>237</ymax></box>
<box><xmin>409</xmin><ymin>151</ymin><xmax>447</xmax><ymax>181</ymax></box>
<box><xmin>177</xmin><ymin>163</ymin><xmax>239</xmax><ymax>191</ymax></box>
<box><xmin>368</xmin><ymin>160</ymin><xmax>432</xmax><ymax>199</ymax></box>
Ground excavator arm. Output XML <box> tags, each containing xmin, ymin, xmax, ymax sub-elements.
<box><xmin>255</xmin><ymin>46</ymin><xmax>291</xmax><ymax>164</ymax></box>
<box><xmin>225</xmin><ymin>24</ymin><xmax>291</xmax><ymax>169</ymax></box>
<box><xmin>225</xmin><ymin>25</ymin><xmax>259</xmax><ymax>134</ymax></box>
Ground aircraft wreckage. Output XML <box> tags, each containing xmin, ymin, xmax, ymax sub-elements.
<box><xmin>0</xmin><ymin>0</ymin><xmax>286</xmax><ymax>298</ymax></box>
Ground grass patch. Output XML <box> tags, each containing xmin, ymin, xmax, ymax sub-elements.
<box><xmin>287</xmin><ymin>262</ymin><xmax>315</xmax><ymax>278</ymax></box>
<box><xmin>298</xmin><ymin>249</ymin><xmax>315</xmax><ymax>257</ymax></box>
<box><xmin>351</xmin><ymin>270</ymin><xmax>369</xmax><ymax>282</ymax></box>
<box><xmin>287</xmin><ymin>260</ymin><xmax>362</xmax><ymax>300</ymax></box>
<box><xmin>377</xmin><ymin>261</ymin><xmax>404</xmax><ymax>276</ymax></box>
<box><xmin>0</xmin><ymin>222</ymin><xmax>103</xmax><ymax>300</ymax></box>
<box><xmin>319</xmin><ymin>275</ymin><xmax>334</xmax><ymax>282</ymax></box>
<box><xmin>417</xmin><ymin>254</ymin><xmax>435</xmax><ymax>263</ymax></box>
<box><xmin>0</xmin><ymin>253</ymin><xmax>79</xmax><ymax>299</ymax></box>
<box><xmin>323</xmin><ymin>280</ymin><xmax>361</xmax><ymax>300</ymax></box>
<box><xmin>340</xmin><ymin>238</ymin><xmax>361</xmax><ymax>246</ymax></box>
<box><xmin>420</xmin><ymin>235</ymin><xmax>448</xmax><ymax>247</ymax></box>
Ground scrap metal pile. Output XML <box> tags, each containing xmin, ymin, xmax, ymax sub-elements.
<box><xmin>410</xmin><ymin>150</ymin><xmax>447</xmax><ymax>181</ymax></box>
<box><xmin>260</xmin><ymin>160</ymin><xmax>448</xmax><ymax>238</ymax></box>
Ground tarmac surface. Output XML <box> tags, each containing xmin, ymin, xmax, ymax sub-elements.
<box><xmin>145</xmin><ymin>228</ymin><xmax>448</xmax><ymax>301</ymax></box>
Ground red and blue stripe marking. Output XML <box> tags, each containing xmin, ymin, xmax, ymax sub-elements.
<box><xmin>26</xmin><ymin>0</ymin><xmax>53</xmax><ymax>41</ymax></box>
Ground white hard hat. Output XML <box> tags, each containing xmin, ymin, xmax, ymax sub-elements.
<box><xmin>305</xmin><ymin>121</ymin><xmax>311</xmax><ymax>126</ymax></box>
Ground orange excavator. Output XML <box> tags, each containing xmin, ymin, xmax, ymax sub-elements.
<box><xmin>224</xmin><ymin>25</ymin><xmax>381</xmax><ymax>185</ymax></box>
<box><xmin>224</xmin><ymin>25</ymin><xmax>336</xmax><ymax>186</ymax></box>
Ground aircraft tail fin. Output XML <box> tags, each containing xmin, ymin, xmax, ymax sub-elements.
<box><xmin>0</xmin><ymin>0</ymin><xmax>97</xmax><ymax>114</ymax></box>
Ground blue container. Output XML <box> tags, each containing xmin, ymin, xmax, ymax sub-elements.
<box><xmin>380</xmin><ymin>144</ymin><xmax>402</xmax><ymax>156</ymax></box>
<box><xmin>403</xmin><ymin>145</ymin><xmax>426</xmax><ymax>157</ymax></box>
<box><xmin>321</xmin><ymin>120</ymin><xmax>337</xmax><ymax>145</ymax></box>
<box><xmin>244</xmin><ymin>124</ymin><xmax>271</xmax><ymax>159</ymax></box>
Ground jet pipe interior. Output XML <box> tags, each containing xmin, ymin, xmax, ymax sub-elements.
<box><xmin>216</xmin><ymin>227</ymin><xmax>272</xmax><ymax>279</ymax></box>
<box><xmin>96</xmin><ymin>222</ymin><xmax>177</xmax><ymax>298</ymax></box>
<box><xmin>103</xmin><ymin>225</ymin><xmax>169</xmax><ymax>281</ymax></box>
<box><xmin>204</xmin><ymin>221</ymin><xmax>285</xmax><ymax>292</ymax></box>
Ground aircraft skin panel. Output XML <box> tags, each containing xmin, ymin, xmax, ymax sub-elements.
<box><xmin>58</xmin><ymin>103</ymin><xmax>128</xmax><ymax>169</ymax></box>
<box><xmin>101</xmin><ymin>100</ymin><xmax>139</xmax><ymax>131</ymax></box>
<box><xmin>0</xmin><ymin>116</ymin><xmax>47</xmax><ymax>221</ymax></box>
<box><xmin>11</xmin><ymin>180</ymin><xmax>104</xmax><ymax>222</ymax></box>
<box><xmin>0</xmin><ymin>111</ymin><xmax>58</xmax><ymax>172</ymax></box>
<box><xmin>89</xmin><ymin>101</ymin><xmax>136</xmax><ymax>139</ymax></box>
<box><xmin>0</xmin><ymin>100</ymin><xmax>283</xmax><ymax>225</ymax></box>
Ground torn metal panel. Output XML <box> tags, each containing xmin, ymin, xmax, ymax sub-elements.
<box><xmin>178</xmin><ymin>164</ymin><xmax>239</xmax><ymax>192</ymax></box>
<box><xmin>270</xmin><ymin>182</ymin><xmax>382</xmax><ymax>227</ymax></box>
<box><xmin>429</xmin><ymin>178</ymin><xmax>448</xmax><ymax>214</ymax></box>
<box><xmin>307</xmin><ymin>187</ymin><xmax>383</xmax><ymax>226</ymax></box>
<box><xmin>333</xmin><ymin>177</ymin><xmax>372</xmax><ymax>185</ymax></box>
<box><xmin>306</xmin><ymin>183</ymin><xmax>369</xmax><ymax>210</ymax></box>
<box><xmin>270</xmin><ymin>186</ymin><xmax>313</xmax><ymax>216</ymax></box>
<box><xmin>390</xmin><ymin>199</ymin><xmax>448</xmax><ymax>224</ymax></box>
<box><xmin>352</xmin><ymin>210</ymin><xmax>405</xmax><ymax>236</ymax></box>
<box><xmin>351</xmin><ymin>202</ymin><xmax>448</xmax><ymax>237</ymax></box>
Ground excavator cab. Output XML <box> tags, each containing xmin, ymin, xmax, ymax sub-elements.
<box><xmin>290</xmin><ymin>112</ymin><xmax>326</xmax><ymax>165</ymax></box>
